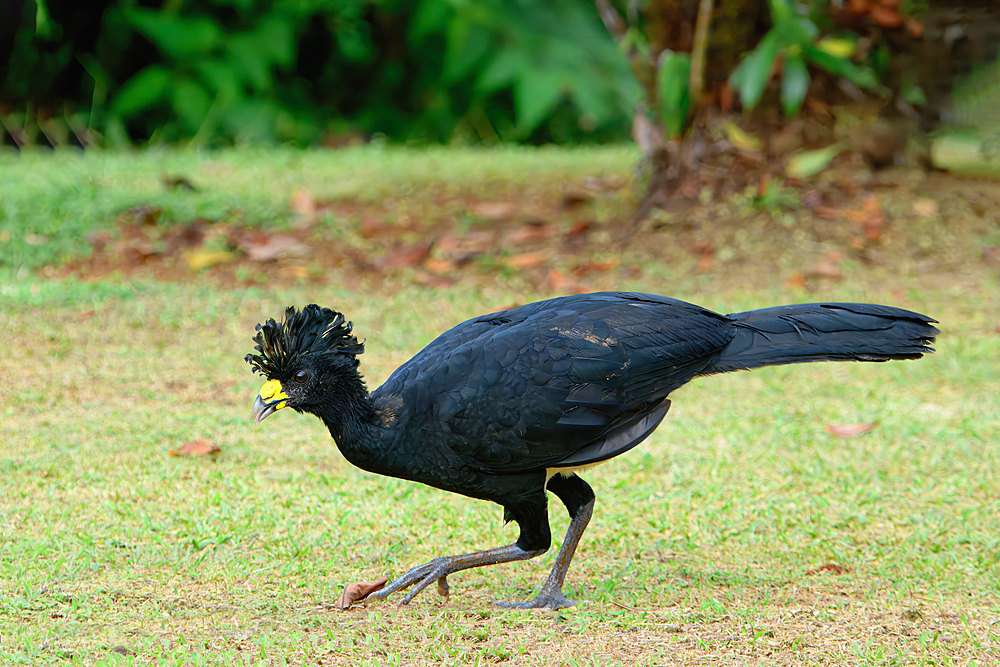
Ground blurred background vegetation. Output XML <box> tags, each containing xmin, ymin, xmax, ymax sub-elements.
<box><xmin>6</xmin><ymin>0</ymin><xmax>988</xmax><ymax>150</ymax></box>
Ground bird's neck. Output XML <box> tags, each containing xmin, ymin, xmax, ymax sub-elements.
<box><xmin>314</xmin><ymin>387</ymin><xmax>391</xmax><ymax>474</ymax></box>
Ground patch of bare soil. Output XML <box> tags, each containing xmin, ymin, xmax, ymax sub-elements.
<box><xmin>46</xmin><ymin>159</ymin><xmax>1000</xmax><ymax>299</ymax></box>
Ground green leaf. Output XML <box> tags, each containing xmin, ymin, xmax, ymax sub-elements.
<box><xmin>227</xmin><ymin>33</ymin><xmax>273</xmax><ymax>92</ymax></box>
<box><xmin>475</xmin><ymin>49</ymin><xmax>521</xmax><ymax>94</ymax></box>
<box><xmin>656</xmin><ymin>51</ymin><xmax>691</xmax><ymax>138</ymax></box>
<box><xmin>443</xmin><ymin>19</ymin><xmax>493</xmax><ymax>82</ymax></box>
<box><xmin>730</xmin><ymin>31</ymin><xmax>778</xmax><ymax>111</ymax></box>
<box><xmin>767</xmin><ymin>0</ymin><xmax>795</xmax><ymax>26</ymax></box>
<box><xmin>786</xmin><ymin>144</ymin><xmax>843</xmax><ymax>179</ymax></box>
<box><xmin>803</xmin><ymin>45</ymin><xmax>878</xmax><ymax>89</ymax></box>
<box><xmin>514</xmin><ymin>68</ymin><xmax>564</xmax><ymax>132</ymax></box>
<box><xmin>196</xmin><ymin>58</ymin><xmax>239</xmax><ymax>100</ymax></box>
<box><xmin>256</xmin><ymin>16</ymin><xmax>294</xmax><ymax>67</ymax></box>
<box><xmin>781</xmin><ymin>54</ymin><xmax>809</xmax><ymax>117</ymax></box>
<box><xmin>170</xmin><ymin>78</ymin><xmax>213</xmax><ymax>133</ymax></box>
<box><xmin>410</xmin><ymin>0</ymin><xmax>453</xmax><ymax>40</ymax></box>
<box><xmin>110</xmin><ymin>65</ymin><xmax>171</xmax><ymax>116</ymax></box>
<box><xmin>125</xmin><ymin>9</ymin><xmax>220</xmax><ymax>60</ymax></box>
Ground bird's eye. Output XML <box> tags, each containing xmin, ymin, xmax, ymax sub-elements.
<box><xmin>294</xmin><ymin>370</ymin><xmax>309</xmax><ymax>383</ymax></box>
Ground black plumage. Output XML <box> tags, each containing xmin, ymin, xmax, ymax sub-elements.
<box><xmin>246</xmin><ymin>292</ymin><xmax>938</xmax><ymax>609</ymax></box>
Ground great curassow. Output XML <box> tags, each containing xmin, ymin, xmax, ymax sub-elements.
<box><xmin>246</xmin><ymin>292</ymin><xmax>938</xmax><ymax>610</ymax></box>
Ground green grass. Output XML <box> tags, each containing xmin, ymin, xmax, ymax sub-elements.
<box><xmin>2</xmin><ymin>278</ymin><xmax>998</xmax><ymax>666</ymax></box>
<box><xmin>1</xmin><ymin>146</ymin><xmax>1000</xmax><ymax>665</ymax></box>
<box><xmin>0</xmin><ymin>145</ymin><xmax>639</xmax><ymax>272</ymax></box>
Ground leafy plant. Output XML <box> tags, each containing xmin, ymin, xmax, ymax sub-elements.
<box><xmin>411</xmin><ymin>0</ymin><xmax>639</xmax><ymax>142</ymax></box>
<box><xmin>729</xmin><ymin>0</ymin><xmax>878</xmax><ymax>117</ymax></box>
<box><xmin>107</xmin><ymin>1</ymin><xmax>327</xmax><ymax>145</ymax></box>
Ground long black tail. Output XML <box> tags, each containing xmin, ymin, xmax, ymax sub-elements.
<box><xmin>704</xmin><ymin>303</ymin><xmax>938</xmax><ymax>375</ymax></box>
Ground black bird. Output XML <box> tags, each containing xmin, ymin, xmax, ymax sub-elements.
<box><xmin>246</xmin><ymin>292</ymin><xmax>937</xmax><ymax>609</ymax></box>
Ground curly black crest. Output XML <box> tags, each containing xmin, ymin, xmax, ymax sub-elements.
<box><xmin>245</xmin><ymin>304</ymin><xmax>364</xmax><ymax>379</ymax></box>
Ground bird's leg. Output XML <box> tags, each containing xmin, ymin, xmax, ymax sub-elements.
<box><xmin>496</xmin><ymin>473</ymin><xmax>596</xmax><ymax>610</ymax></box>
<box><xmin>371</xmin><ymin>543</ymin><xmax>545</xmax><ymax>605</ymax></box>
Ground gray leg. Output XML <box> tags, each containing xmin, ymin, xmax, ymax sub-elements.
<box><xmin>496</xmin><ymin>473</ymin><xmax>596</xmax><ymax>610</ymax></box>
<box><xmin>496</xmin><ymin>496</ymin><xmax>594</xmax><ymax>610</ymax></box>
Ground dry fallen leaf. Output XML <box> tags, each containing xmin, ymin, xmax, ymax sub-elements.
<box><xmin>289</xmin><ymin>188</ymin><xmax>316</xmax><ymax>216</ymax></box>
<box><xmin>825</xmin><ymin>421</ymin><xmax>878</xmax><ymax>438</ymax></box>
<box><xmin>337</xmin><ymin>577</ymin><xmax>388</xmax><ymax>610</ymax></box>
<box><xmin>471</xmin><ymin>202</ymin><xmax>517</xmax><ymax>221</ymax></box>
<box><xmin>805</xmin><ymin>563</ymin><xmax>845</xmax><ymax>576</ymax></box>
<box><xmin>505</xmin><ymin>251</ymin><xmax>549</xmax><ymax>270</ymax></box>
<box><xmin>810</xmin><ymin>260</ymin><xmax>843</xmax><ymax>280</ymax></box>
<box><xmin>911</xmin><ymin>199</ymin><xmax>938</xmax><ymax>218</ymax></box>
<box><xmin>784</xmin><ymin>273</ymin><xmax>808</xmax><ymax>290</ymax></box>
<box><xmin>239</xmin><ymin>233</ymin><xmax>309</xmax><ymax>262</ymax></box>
<box><xmin>545</xmin><ymin>268</ymin><xmax>588</xmax><ymax>294</ymax></box>
<box><xmin>376</xmin><ymin>241</ymin><xmax>434</xmax><ymax>270</ymax></box>
<box><xmin>168</xmin><ymin>440</ymin><xmax>221</xmax><ymax>457</ymax></box>
<box><xmin>504</xmin><ymin>224</ymin><xmax>550</xmax><ymax>246</ymax></box>
<box><xmin>185</xmin><ymin>249</ymin><xmax>232</xmax><ymax>271</ymax></box>
<box><xmin>844</xmin><ymin>194</ymin><xmax>886</xmax><ymax>243</ymax></box>
<box><xmin>572</xmin><ymin>258</ymin><xmax>619</xmax><ymax>277</ymax></box>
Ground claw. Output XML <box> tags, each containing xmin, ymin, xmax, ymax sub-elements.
<box><xmin>437</xmin><ymin>576</ymin><xmax>450</xmax><ymax>600</ymax></box>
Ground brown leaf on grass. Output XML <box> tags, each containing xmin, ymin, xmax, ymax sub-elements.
<box><xmin>545</xmin><ymin>268</ymin><xmax>588</xmax><ymax>294</ymax></box>
<box><xmin>289</xmin><ymin>188</ymin><xmax>315</xmax><ymax>216</ymax></box>
<box><xmin>504</xmin><ymin>223</ymin><xmax>550</xmax><ymax>246</ymax></box>
<box><xmin>168</xmin><ymin>440</ymin><xmax>221</xmax><ymax>457</ymax></box>
<box><xmin>471</xmin><ymin>202</ymin><xmax>517</xmax><ymax>222</ymax></box>
<box><xmin>289</xmin><ymin>189</ymin><xmax>318</xmax><ymax>230</ymax></box>
<box><xmin>505</xmin><ymin>251</ymin><xmax>549</xmax><ymax>270</ymax></box>
<box><xmin>844</xmin><ymin>194</ymin><xmax>885</xmax><ymax>242</ymax></box>
<box><xmin>437</xmin><ymin>231</ymin><xmax>494</xmax><ymax>262</ymax></box>
<box><xmin>825</xmin><ymin>421</ymin><xmax>878</xmax><ymax>438</ymax></box>
<box><xmin>237</xmin><ymin>233</ymin><xmax>309</xmax><ymax>262</ymax></box>
<box><xmin>572</xmin><ymin>258</ymin><xmax>619</xmax><ymax>277</ymax></box>
<box><xmin>414</xmin><ymin>272</ymin><xmax>457</xmax><ymax>288</ymax></box>
<box><xmin>359</xmin><ymin>214</ymin><xmax>387</xmax><ymax>239</ymax></box>
<box><xmin>784</xmin><ymin>273</ymin><xmax>807</xmax><ymax>290</ymax></box>
<box><xmin>809</xmin><ymin>260</ymin><xmax>843</xmax><ymax>280</ymax></box>
<box><xmin>376</xmin><ymin>241</ymin><xmax>434</xmax><ymax>270</ymax></box>
<box><xmin>805</xmin><ymin>563</ymin><xmax>846</xmax><ymax>576</ymax></box>
<box><xmin>336</xmin><ymin>577</ymin><xmax>388</xmax><ymax>610</ymax></box>
<box><xmin>424</xmin><ymin>258</ymin><xmax>455</xmax><ymax>274</ymax></box>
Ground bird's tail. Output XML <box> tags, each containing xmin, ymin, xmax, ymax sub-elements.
<box><xmin>704</xmin><ymin>303</ymin><xmax>938</xmax><ymax>375</ymax></box>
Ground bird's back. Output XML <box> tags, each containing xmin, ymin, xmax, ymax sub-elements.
<box><xmin>372</xmin><ymin>293</ymin><xmax>738</xmax><ymax>478</ymax></box>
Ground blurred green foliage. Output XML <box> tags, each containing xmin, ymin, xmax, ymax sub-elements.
<box><xmin>728</xmin><ymin>0</ymin><xmax>878</xmax><ymax>117</ymax></box>
<box><xmin>1</xmin><ymin>0</ymin><xmax>638</xmax><ymax>146</ymax></box>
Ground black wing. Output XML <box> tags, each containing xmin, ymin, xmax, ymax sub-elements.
<box><xmin>372</xmin><ymin>293</ymin><xmax>735</xmax><ymax>474</ymax></box>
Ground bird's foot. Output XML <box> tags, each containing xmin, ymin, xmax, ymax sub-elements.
<box><xmin>367</xmin><ymin>544</ymin><xmax>542</xmax><ymax>606</ymax></box>
<box><xmin>494</xmin><ymin>590</ymin><xmax>578</xmax><ymax>611</ymax></box>
<box><xmin>371</xmin><ymin>556</ymin><xmax>454</xmax><ymax>605</ymax></box>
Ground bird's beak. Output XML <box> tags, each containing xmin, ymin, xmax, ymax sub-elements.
<box><xmin>252</xmin><ymin>379</ymin><xmax>289</xmax><ymax>424</ymax></box>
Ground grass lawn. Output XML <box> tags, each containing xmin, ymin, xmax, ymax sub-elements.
<box><xmin>1</xmin><ymin>146</ymin><xmax>999</xmax><ymax>666</ymax></box>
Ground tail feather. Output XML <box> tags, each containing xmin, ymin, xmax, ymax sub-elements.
<box><xmin>704</xmin><ymin>303</ymin><xmax>938</xmax><ymax>375</ymax></box>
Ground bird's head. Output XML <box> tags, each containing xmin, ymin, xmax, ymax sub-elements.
<box><xmin>245</xmin><ymin>304</ymin><xmax>366</xmax><ymax>424</ymax></box>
